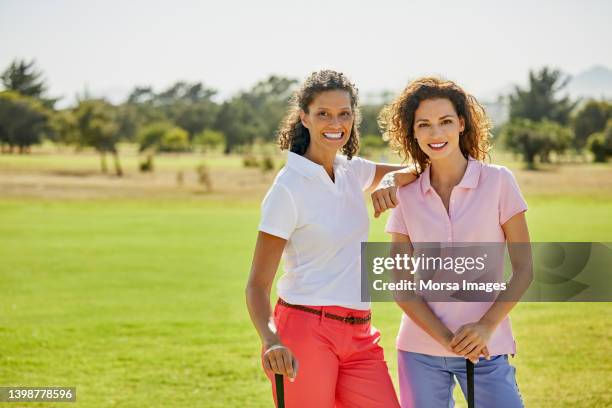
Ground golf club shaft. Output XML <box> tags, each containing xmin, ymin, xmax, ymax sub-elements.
<box><xmin>466</xmin><ymin>359</ymin><xmax>475</xmax><ymax>408</ymax></box>
<box><xmin>275</xmin><ymin>374</ymin><xmax>285</xmax><ymax>408</ymax></box>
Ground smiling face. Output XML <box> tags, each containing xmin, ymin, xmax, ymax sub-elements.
<box><xmin>300</xmin><ymin>90</ymin><xmax>354</xmax><ymax>156</ymax></box>
<box><xmin>413</xmin><ymin>98</ymin><xmax>465</xmax><ymax>161</ymax></box>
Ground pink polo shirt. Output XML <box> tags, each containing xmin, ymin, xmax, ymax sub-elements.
<box><xmin>385</xmin><ymin>158</ymin><xmax>528</xmax><ymax>356</ymax></box>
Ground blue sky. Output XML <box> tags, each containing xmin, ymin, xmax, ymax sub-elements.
<box><xmin>1</xmin><ymin>0</ymin><xmax>611</xmax><ymax>105</ymax></box>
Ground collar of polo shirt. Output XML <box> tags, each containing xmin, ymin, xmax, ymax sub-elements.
<box><xmin>420</xmin><ymin>157</ymin><xmax>482</xmax><ymax>195</ymax></box>
<box><xmin>286</xmin><ymin>151</ymin><xmax>346</xmax><ymax>180</ymax></box>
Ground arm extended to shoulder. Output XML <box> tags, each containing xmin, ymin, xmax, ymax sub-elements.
<box><xmin>370</xmin><ymin>164</ymin><xmax>418</xmax><ymax>218</ymax></box>
<box><xmin>369</xmin><ymin>163</ymin><xmax>417</xmax><ymax>191</ymax></box>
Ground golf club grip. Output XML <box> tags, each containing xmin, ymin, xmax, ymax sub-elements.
<box><xmin>466</xmin><ymin>360</ymin><xmax>475</xmax><ymax>408</ymax></box>
<box><xmin>275</xmin><ymin>373</ymin><xmax>285</xmax><ymax>408</ymax></box>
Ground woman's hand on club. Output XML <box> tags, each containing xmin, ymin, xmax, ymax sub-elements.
<box><xmin>262</xmin><ymin>343</ymin><xmax>299</xmax><ymax>381</ymax></box>
<box><xmin>465</xmin><ymin>345</ymin><xmax>491</xmax><ymax>364</ymax></box>
<box><xmin>450</xmin><ymin>322</ymin><xmax>493</xmax><ymax>363</ymax></box>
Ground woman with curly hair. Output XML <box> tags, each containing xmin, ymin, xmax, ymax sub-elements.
<box><xmin>380</xmin><ymin>77</ymin><xmax>532</xmax><ymax>407</ymax></box>
<box><xmin>246</xmin><ymin>70</ymin><xmax>415</xmax><ymax>407</ymax></box>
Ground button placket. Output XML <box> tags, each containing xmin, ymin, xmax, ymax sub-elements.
<box><xmin>446</xmin><ymin>188</ymin><xmax>461</xmax><ymax>243</ymax></box>
<box><xmin>429</xmin><ymin>191</ymin><xmax>453</xmax><ymax>243</ymax></box>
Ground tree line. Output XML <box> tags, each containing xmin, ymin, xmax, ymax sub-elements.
<box><xmin>1</xmin><ymin>59</ymin><xmax>611</xmax><ymax>176</ymax></box>
<box><xmin>500</xmin><ymin>67</ymin><xmax>612</xmax><ymax>168</ymax></box>
<box><xmin>0</xmin><ymin>59</ymin><xmax>300</xmax><ymax>175</ymax></box>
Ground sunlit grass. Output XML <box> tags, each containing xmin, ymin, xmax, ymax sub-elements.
<box><xmin>0</xmin><ymin>148</ymin><xmax>611</xmax><ymax>407</ymax></box>
<box><xmin>0</xmin><ymin>194</ymin><xmax>610</xmax><ymax>407</ymax></box>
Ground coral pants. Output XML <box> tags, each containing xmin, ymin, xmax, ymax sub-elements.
<box><xmin>263</xmin><ymin>300</ymin><xmax>400</xmax><ymax>408</ymax></box>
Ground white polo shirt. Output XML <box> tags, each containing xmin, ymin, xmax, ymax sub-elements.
<box><xmin>258</xmin><ymin>151</ymin><xmax>376</xmax><ymax>310</ymax></box>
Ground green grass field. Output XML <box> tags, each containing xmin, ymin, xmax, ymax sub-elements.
<box><xmin>1</xmin><ymin>149</ymin><xmax>611</xmax><ymax>407</ymax></box>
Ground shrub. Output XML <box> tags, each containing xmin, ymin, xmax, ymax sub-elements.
<box><xmin>243</xmin><ymin>154</ymin><xmax>259</xmax><ymax>168</ymax></box>
<box><xmin>261</xmin><ymin>155</ymin><xmax>275</xmax><ymax>173</ymax></box>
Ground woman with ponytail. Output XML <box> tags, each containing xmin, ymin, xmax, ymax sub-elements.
<box><xmin>246</xmin><ymin>70</ymin><xmax>414</xmax><ymax>407</ymax></box>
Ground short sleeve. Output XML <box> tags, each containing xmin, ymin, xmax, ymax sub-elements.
<box><xmin>258</xmin><ymin>183</ymin><xmax>298</xmax><ymax>240</ymax></box>
<box><xmin>499</xmin><ymin>167</ymin><xmax>528</xmax><ymax>225</ymax></box>
<box><xmin>346</xmin><ymin>156</ymin><xmax>376</xmax><ymax>191</ymax></box>
<box><xmin>385</xmin><ymin>206</ymin><xmax>409</xmax><ymax>236</ymax></box>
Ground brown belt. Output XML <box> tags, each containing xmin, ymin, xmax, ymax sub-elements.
<box><xmin>278</xmin><ymin>298</ymin><xmax>371</xmax><ymax>325</ymax></box>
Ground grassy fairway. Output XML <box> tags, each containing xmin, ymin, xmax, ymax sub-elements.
<box><xmin>1</xmin><ymin>199</ymin><xmax>266</xmax><ymax>407</ymax></box>
<box><xmin>1</xmin><ymin>195</ymin><xmax>611</xmax><ymax>407</ymax></box>
<box><xmin>0</xmin><ymin>148</ymin><xmax>611</xmax><ymax>407</ymax></box>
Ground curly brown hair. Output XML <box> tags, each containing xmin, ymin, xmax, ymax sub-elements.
<box><xmin>379</xmin><ymin>77</ymin><xmax>491</xmax><ymax>174</ymax></box>
<box><xmin>277</xmin><ymin>70</ymin><xmax>361</xmax><ymax>159</ymax></box>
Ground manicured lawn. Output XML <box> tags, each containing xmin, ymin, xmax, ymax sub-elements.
<box><xmin>1</xmin><ymin>194</ymin><xmax>611</xmax><ymax>407</ymax></box>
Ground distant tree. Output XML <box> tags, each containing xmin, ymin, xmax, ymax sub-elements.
<box><xmin>214</xmin><ymin>75</ymin><xmax>297</xmax><ymax>154</ymax></box>
<box><xmin>588</xmin><ymin>133</ymin><xmax>608</xmax><ymax>163</ymax></box>
<box><xmin>138</xmin><ymin>122</ymin><xmax>171</xmax><ymax>153</ymax></box>
<box><xmin>156</xmin><ymin>81</ymin><xmax>216</xmax><ymax>105</ymax></box>
<box><xmin>1</xmin><ymin>59</ymin><xmax>46</xmax><ymax>97</ymax></box>
<box><xmin>115</xmin><ymin>103</ymin><xmax>141</xmax><ymax>142</ymax></box>
<box><xmin>572</xmin><ymin>100</ymin><xmax>612</xmax><ymax>150</ymax></box>
<box><xmin>193</xmin><ymin>129</ymin><xmax>225</xmax><ymax>153</ymax></box>
<box><xmin>360</xmin><ymin>134</ymin><xmax>386</xmax><ymax>156</ymax></box>
<box><xmin>501</xmin><ymin>119</ymin><xmax>571</xmax><ymax>169</ymax></box>
<box><xmin>360</xmin><ymin>105</ymin><xmax>383</xmax><ymax>137</ymax></box>
<box><xmin>587</xmin><ymin>119</ymin><xmax>612</xmax><ymax>163</ymax></box>
<box><xmin>49</xmin><ymin>109</ymin><xmax>79</xmax><ymax>145</ymax></box>
<box><xmin>73</xmin><ymin>100</ymin><xmax>123</xmax><ymax>176</ymax></box>
<box><xmin>0</xmin><ymin>59</ymin><xmax>56</xmax><ymax>108</ymax></box>
<box><xmin>125</xmin><ymin>81</ymin><xmax>215</xmax><ymax>144</ymax></box>
<box><xmin>215</xmin><ymin>98</ymin><xmax>261</xmax><ymax>153</ymax></box>
<box><xmin>241</xmin><ymin>75</ymin><xmax>298</xmax><ymax>141</ymax></box>
<box><xmin>536</xmin><ymin>120</ymin><xmax>572</xmax><ymax>162</ymax></box>
<box><xmin>127</xmin><ymin>86</ymin><xmax>157</xmax><ymax>105</ymax></box>
<box><xmin>171</xmin><ymin>100</ymin><xmax>219</xmax><ymax>139</ymax></box>
<box><xmin>249</xmin><ymin>75</ymin><xmax>296</xmax><ymax>103</ymax></box>
<box><xmin>123</xmin><ymin>86</ymin><xmax>165</xmax><ymax>141</ymax></box>
<box><xmin>124</xmin><ymin>76</ymin><xmax>295</xmax><ymax>153</ymax></box>
<box><xmin>154</xmin><ymin>81</ymin><xmax>219</xmax><ymax>139</ymax></box>
<box><xmin>160</xmin><ymin>126</ymin><xmax>190</xmax><ymax>152</ymax></box>
<box><xmin>137</xmin><ymin>122</ymin><xmax>190</xmax><ymax>171</ymax></box>
<box><xmin>509</xmin><ymin>67</ymin><xmax>577</xmax><ymax>125</ymax></box>
<box><xmin>0</xmin><ymin>91</ymin><xmax>51</xmax><ymax>153</ymax></box>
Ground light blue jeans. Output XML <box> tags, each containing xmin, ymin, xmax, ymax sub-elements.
<box><xmin>398</xmin><ymin>351</ymin><xmax>524</xmax><ymax>408</ymax></box>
